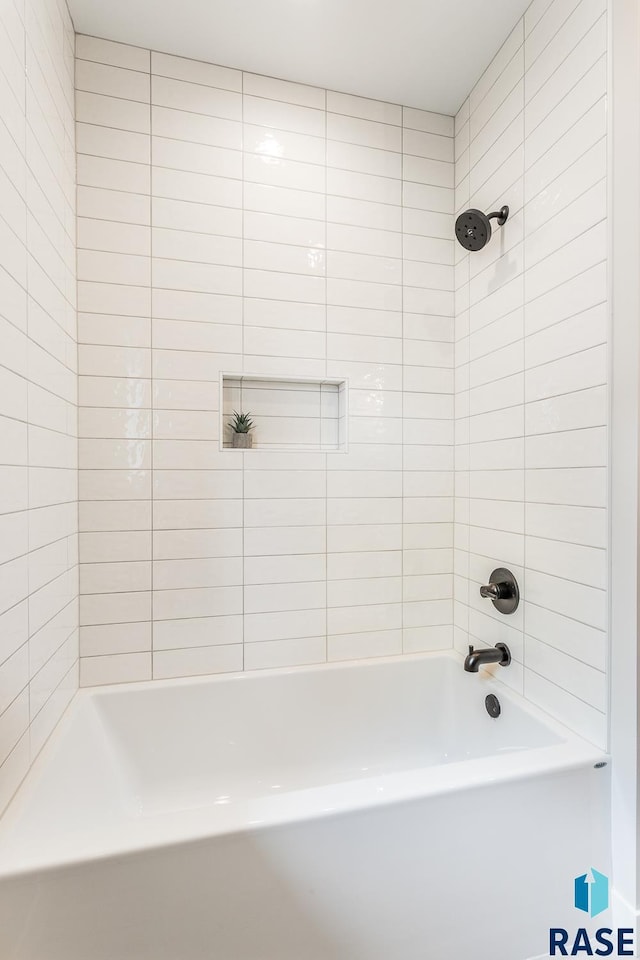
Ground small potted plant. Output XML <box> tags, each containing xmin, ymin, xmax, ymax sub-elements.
<box><xmin>228</xmin><ymin>410</ymin><xmax>254</xmax><ymax>448</ymax></box>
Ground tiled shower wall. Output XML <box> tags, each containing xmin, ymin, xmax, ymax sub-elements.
<box><xmin>454</xmin><ymin>0</ymin><xmax>608</xmax><ymax>747</ymax></box>
<box><xmin>76</xmin><ymin>36</ymin><xmax>456</xmax><ymax>685</ymax></box>
<box><xmin>0</xmin><ymin>0</ymin><xmax>77</xmax><ymax>812</ymax></box>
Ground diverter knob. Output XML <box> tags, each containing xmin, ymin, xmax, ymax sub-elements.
<box><xmin>479</xmin><ymin>568</ymin><xmax>519</xmax><ymax>615</ymax></box>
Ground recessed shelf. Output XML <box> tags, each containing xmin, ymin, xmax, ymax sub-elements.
<box><xmin>220</xmin><ymin>373</ymin><xmax>348</xmax><ymax>453</ymax></box>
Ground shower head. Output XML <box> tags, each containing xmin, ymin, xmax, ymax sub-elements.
<box><xmin>455</xmin><ymin>205</ymin><xmax>509</xmax><ymax>251</ymax></box>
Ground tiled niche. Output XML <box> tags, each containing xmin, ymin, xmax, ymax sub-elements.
<box><xmin>221</xmin><ymin>375</ymin><xmax>348</xmax><ymax>452</ymax></box>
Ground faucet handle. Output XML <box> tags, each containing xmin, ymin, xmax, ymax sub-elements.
<box><xmin>479</xmin><ymin>567</ymin><xmax>520</xmax><ymax>615</ymax></box>
<box><xmin>480</xmin><ymin>583</ymin><xmax>501</xmax><ymax>600</ymax></box>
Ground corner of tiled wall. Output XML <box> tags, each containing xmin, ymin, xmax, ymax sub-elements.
<box><xmin>0</xmin><ymin>0</ymin><xmax>78</xmax><ymax>815</ymax></box>
<box><xmin>453</xmin><ymin>0</ymin><xmax>608</xmax><ymax>748</ymax></box>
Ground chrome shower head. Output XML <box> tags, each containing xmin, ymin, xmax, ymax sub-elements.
<box><xmin>455</xmin><ymin>205</ymin><xmax>509</xmax><ymax>251</ymax></box>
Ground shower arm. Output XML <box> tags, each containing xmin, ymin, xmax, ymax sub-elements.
<box><xmin>487</xmin><ymin>206</ymin><xmax>510</xmax><ymax>227</ymax></box>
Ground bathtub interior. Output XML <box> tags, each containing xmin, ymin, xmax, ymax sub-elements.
<box><xmin>89</xmin><ymin>653</ymin><xmax>563</xmax><ymax>810</ymax></box>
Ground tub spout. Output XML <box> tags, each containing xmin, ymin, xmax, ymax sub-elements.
<box><xmin>464</xmin><ymin>643</ymin><xmax>511</xmax><ymax>673</ymax></box>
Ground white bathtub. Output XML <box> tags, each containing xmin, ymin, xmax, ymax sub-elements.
<box><xmin>0</xmin><ymin>652</ymin><xmax>609</xmax><ymax>960</ymax></box>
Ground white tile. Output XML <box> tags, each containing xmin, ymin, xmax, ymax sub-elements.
<box><xmin>244</xmin><ymin>239</ymin><xmax>325</xmax><ymax>276</ymax></box>
<box><xmin>403</xmin><ymin>624</ymin><xmax>453</xmax><ymax>653</ymax></box>
<box><xmin>328</xmin><ymin>629</ymin><xmax>402</xmax><ymax>661</ymax></box>
<box><xmin>151</xmin><ymin>105</ymin><xmax>242</xmax><ymax>150</ymax></box>
<box><xmin>526</xmin><ymin>536</ymin><xmax>605</xmax><ymax>589</ymax></box>
<box><xmin>76</xmin><ymin>59</ymin><xmax>150</xmax><ymax>102</ymax></box>
<box><xmin>76</xmin><ymin>91</ymin><xmax>150</xmax><ymax>134</ymax></box>
<box><xmin>403</xmin><ymin>129</ymin><xmax>454</xmax><ymax>163</ymax></box>
<box><xmin>327</xmin><ymin>524</ymin><xmax>402</xmax><ymax>553</ymax></box>
<box><xmin>245</xmin><ymin>580</ymin><xmax>325</xmax><ymax>614</ymax></box>
<box><xmin>403</xmin><ymin>154</ymin><xmax>454</xmax><ymax>188</ymax></box>
<box><xmin>327</xmin><ymin>195</ymin><xmax>402</xmax><ymax>232</ymax></box>
<box><xmin>152</xmin><ymin>75</ymin><xmax>241</xmax><ymax>121</ymax></box>
<box><xmin>77</xmin><ymin>185</ymin><xmax>150</xmax><ymax>225</ymax></box>
<box><xmin>244</xmin><ymin>270</ymin><xmax>324</xmax><ymax>305</ymax></box>
<box><xmin>81</xmin><ymin>622</ymin><xmax>151</xmax><ymax>657</ymax></box>
<box><xmin>245</xmin><ymin>181</ymin><xmax>325</xmax><ymax>221</ymax></box>
<box><xmin>153</xmin><ymin>645</ymin><xmax>242</xmax><ymax>680</ymax></box>
<box><xmin>328</xmin><ymin>576</ymin><xmax>401</xmax><ymax>607</ymax></box>
<box><xmin>152</xmin><ymin>167</ymin><xmax>242</xmax><ymax>208</ymax></box>
<box><xmin>153</xmin><ymin>258</ymin><xmax>241</xmax><ymax>296</ymax></box>
<box><xmin>243</xmin><ymin>95</ymin><xmax>324</xmax><ymax>137</ymax></box>
<box><xmin>244</xmin><ymin>608</ymin><xmax>326</xmax><ymax>643</ymax></box>
<box><xmin>328</xmin><ymin>251</ymin><xmax>400</xmax><ymax>286</ymax></box>
<box><xmin>152</xmin><ymin>198</ymin><xmax>242</xmax><ymax>237</ymax></box>
<box><xmin>244</xmin><ymin>554</ymin><xmax>325</xmax><ymax>585</ymax></box>
<box><xmin>525</xmin><ymin>502</ymin><xmax>605</xmax><ymax>548</ymax></box>
<box><xmin>328</xmin><ymin>113</ymin><xmax>401</xmax><ymax>152</ymax></box>
<box><xmin>151</xmin><ymin>51</ymin><xmax>241</xmax><ymax>92</ymax></box>
<box><xmin>244</xmin><ymin>123</ymin><xmax>324</xmax><ymax>165</ymax></box>
<box><xmin>526</xmin><ymin>467</ymin><xmax>606</xmax><ymax>508</ymax></box>
<box><xmin>78</xmin><ymin>249</ymin><xmax>150</xmax><ymax>287</ymax></box>
<box><xmin>153</xmin><ymin>616</ymin><xmax>242</xmax><ymax>650</ymax></box>
<box><xmin>243</xmin><ymin>73</ymin><xmax>324</xmax><ymax>109</ymax></box>
<box><xmin>327</xmin><ymin>142</ymin><xmax>401</xmax><ymax>181</ymax></box>
<box><xmin>244</xmin><ymin>153</ymin><xmax>325</xmax><ymax>193</ymax></box>
<box><xmin>244</xmin><ymin>210</ymin><xmax>325</xmax><ymax>249</ymax></box>
<box><xmin>330</xmin><ymin>91</ymin><xmax>401</xmax><ymax>126</ymax></box>
<box><xmin>328</xmin><ymin>166</ymin><xmax>401</xmax><ymax>203</ymax></box>
<box><xmin>404</xmin><ymin>107</ymin><xmax>453</xmax><ymax>137</ymax></box>
<box><xmin>77</xmin><ymin>154</ymin><xmax>150</xmax><ymax>194</ymax></box>
<box><xmin>244</xmin><ymin>469</ymin><xmax>325</xmax><ymax>499</ymax></box>
<box><xmin>153</xmin><ymin>528</ymin><xmax>241</xmax><ymax>560</ymax></box>
<box><xmin>80</xmin><ymin>652</ymin><xmax>151</xmax><ymax>686</ymax></box>
<box><xmin>526</xmin><ymin>386</ymin><xmax>606</xmax><ymax>438</ymax></box>
<box><xmin>76</xmin><ymin>123</ymin><xmax>149</xmax><ymax>164</ymax></box>
<box><xmin>153</xmin><ymin>137</ymin><xmax>241</xmax><ymax>180</ymax></box>
<box><xmin>153</xmin><ymin>585</ymin><xmax>241</xmax><ymax>620</ymax></box>
<box><xmin>525</xmin><ymin>344</ymin><xmax>606</xmax><ymax>403</ymax></box>
<box><xmin>245</xmin><ymin>636</ymin><xmax>326</xmax><ymax>670</ymax></box>
<box><xmin>76</xmin><ymin>35</ymin><xmax>149</xmax><ymax>72</ymax></box>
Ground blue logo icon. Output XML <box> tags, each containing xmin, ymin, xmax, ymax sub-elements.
<box><xmin>574</xmin><ymin>869</ymin><xmax>609</xmax><ymax>918</ymax></box>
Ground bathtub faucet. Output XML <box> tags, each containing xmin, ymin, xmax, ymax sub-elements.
<box><xmin>464</xmin><ymin>643</ymin><xmax>511</xmax><ymax>673</ymax></box>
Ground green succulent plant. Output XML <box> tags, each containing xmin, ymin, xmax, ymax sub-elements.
<box><xmin>228</xmin><ymin>410</ymin><xmax>254</xmax><ymax>434</ymax></box>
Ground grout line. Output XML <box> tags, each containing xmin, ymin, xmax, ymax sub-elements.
<box><xmin>240</xmin><ymin>69</ymin><xmax>246</xmax><ymax>670</ymax></box>
<box><xmin>148</xmin><ymin>48</ymin><xmax>154</xmax><ymax>680</ymax></box>
<box><xmin>324</xmin><ymin>85</ymin><xmax>329</xmax><ymax>663</ymax></box>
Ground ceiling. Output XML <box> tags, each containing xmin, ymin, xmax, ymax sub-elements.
<box><xmin>68</xmin><ymin>0</ymin><xmax>531</xmax><ymax>115</ymax></box>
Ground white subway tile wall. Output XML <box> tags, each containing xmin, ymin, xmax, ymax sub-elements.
<box><xmin>0</xmin><ymin>0</ymin><xmax>78</xmax><ymax>814</ymax></box>
<box><xmin>454</xmin><ymin>0</ymin><xmax>608</xmax><ymax>747</ymax></box>
<box><xmin>75</xmin><ymin>36</ymin><xmax>456</xmax><ymax>683</ymax></box>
